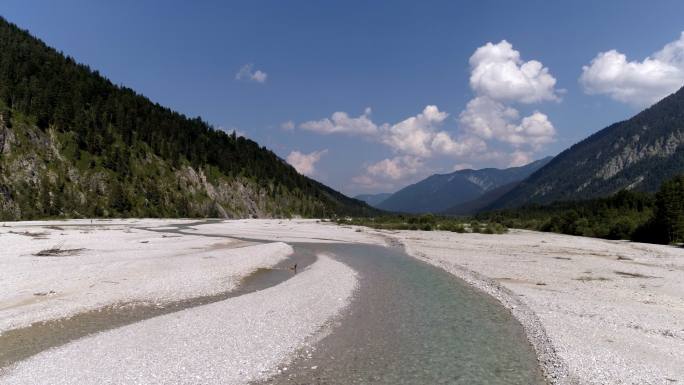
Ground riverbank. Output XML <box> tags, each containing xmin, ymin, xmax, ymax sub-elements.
<box><xmin>0</xmin><ymin>219</ymin><xmax>292</xmax><ymax>331</ymax></box>
<box><xmin>2</xmin><ymin>219</ymin><xmax>681</xmax><ymax>384</ymax></box>
<box><xmin>381</xmin><ymin>228</ymin><xmax>684</xmax><ymax>385</ymax></box>
<box><xmin>0</xmin><ymin>219</ymin><xmax>365</xmax><ymax>384</ymax></box>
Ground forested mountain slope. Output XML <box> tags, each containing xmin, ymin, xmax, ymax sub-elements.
<box><xmin>490</xmin><ymin>85</ymin><xmax>684</xmax><ymax>209</ymax></box>
<box><xmin>0</xmin><ymin>18</ymin><xmax>374</xmax><ymax>219</ymax></box>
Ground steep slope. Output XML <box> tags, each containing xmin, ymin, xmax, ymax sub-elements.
<box><xmin>377</xmin><ymin>158</ymin><xmax>551</xmax><ymax>214</ymax></box>
<box><xmin>490</xmin><ymin>85</ymin><xmax>684</xmax><ymax>209</ymax></box>
<box><xmin>353</xmin><ymin>193</ymin><xmax>392</xmax><ymax>207</ymax></box>
<box><xmin>0</xmin><ymin>18</ymin><xmax>374</xmax><ymax>220</ymax></box>
<box><xmin>442</xmin><ymin>181</ymin><xmax>519</xmax><ymax>215</ymax></box>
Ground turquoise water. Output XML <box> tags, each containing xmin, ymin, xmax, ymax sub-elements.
<box><xmin>260</xmin><ymin>243</ymin><xmax>546</xmax><ymax>385</ymax></box>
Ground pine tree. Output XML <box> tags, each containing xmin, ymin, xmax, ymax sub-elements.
<box><xmin>654</xmin><ymin>175</ymin><xmax>684</xmax><ymax>244</ymax></box>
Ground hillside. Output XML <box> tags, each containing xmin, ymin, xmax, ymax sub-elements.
<box><xmin>442</xmin><ymin>181</ymin><xmax>519</xmax><ymax>215</ymax></box>
<box><xmin>0</xmin><ymin>18</ymin><xmax>374</xmax><ymax>220</ymax></box>
<box><xmin>490</xmin><ymin>85</ymin><xmax>684</xmax><ymax>209</ymax></box>
<box><xmin>376</xmin><ymin>157</ymin><xmax>551</xmax><ymax>214</ymax></box>
<box><xmin>353</xmin><ymin>193</ymin><xmax>392</xmax><ymax>207</ymax></box>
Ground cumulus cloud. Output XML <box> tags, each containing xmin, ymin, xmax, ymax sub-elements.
<box><xmin>352</xmin><ymin>156</ymin><xmax>426</xmax><ymax>192</ymax></box>
<box><xmin>365</xmin><ymin>156</ymin><xmax>423</xmax><ymax>180</ymax></box>
<box><xmin>235</xmin><ymin>64</ymin><xmax>268</xmax><ymax>83</ymax></box>
<box><xmin>457</xmin><ymin>41</ymin><xmax>558</xmax><ymax>152</ymax></box>
<box><xmin>298</xmin><ymin>40</ymin><xmax>558</xmax><ymax>191</ymax></box>
<box><xmin>459</xmin><ymin>97</ymin><xmax>555</xmax><ymax>148</ymax></box>
<box><xmin>286</xmin><ymin>149</ymin><xmax>328</xmax><ymax>176</ymax></box>
<box><xmin>580</xmin><ymin>32</ymin><xmax>684</xmax><ymax>107</ymax></box>
<box><xmin>379</xmin><ymin>105</ymin><xmax>448</xmax><ymax>157</ymax></box>
<box><xmin>469</xmin><ymin>40</ymin><xmax>559</xmax><ymax>103</ymax></box>
<box><xmin>431</xmin><ymin>132</ymin><xmax>487</xmax><ymax>157</ymax></box>
<box><xmin>300</xmin><ymin>107</ymin><xmax>378</xmax><ymax>135</ymax></box>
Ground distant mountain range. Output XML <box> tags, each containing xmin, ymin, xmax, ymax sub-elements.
<box><xmin>374</xmin><ymin>157</ymin><xmax>552</xmax><ymax>214</ymax></box>
<box><xmin>489</xmin><ymin>85</ymin><xmax>684</xmax><ymax>209</ymax></box>
<box><xmin>353</xmin><ymin>193</ymin><xmax>393</xmax><ymax>207</ymax></box>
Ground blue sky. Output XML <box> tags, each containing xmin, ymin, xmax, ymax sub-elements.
<box><xmin>3</xmin><ymin>1</ymin><xmax>684</xmax><ymax>195</ymax></box>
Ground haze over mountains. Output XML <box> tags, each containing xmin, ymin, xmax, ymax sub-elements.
<box><xmin>489</xmin><ymin>85</ymin><xmax>684</xmax><ymax>209</ymax></box>
<box><xmin>371</xmin><ymin>158</ymin><xmax>552</xmax><ymax>214</ymax></box>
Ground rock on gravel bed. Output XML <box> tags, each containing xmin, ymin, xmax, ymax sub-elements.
<box><xmin>0</xmin><ymin>255</ymin><xmax>357</xmax><ymax>385</ymax></box>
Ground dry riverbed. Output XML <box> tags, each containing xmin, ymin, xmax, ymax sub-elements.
<box><xmin>1</xmin><ymin>219</ymin><xmax>682</xmax><ymax>385</ymax></box>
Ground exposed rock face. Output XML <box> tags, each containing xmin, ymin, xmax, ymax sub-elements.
<box><xmin>595</xmin><ymin>131</ymin><xmax>684</xmax><ymax>180</ymax></box>
<box><xmin>491</xmin><ymin>85</ymin><xmax>684</xmax><ymax>208</ymax></box>
<box><xmin>0</xmin><ymin>119</ymin><xmax>324</xmax><ymax>220</ymax></box>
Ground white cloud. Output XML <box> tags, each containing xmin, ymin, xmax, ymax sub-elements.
<box><xmin>352</xmin><ymin>156</ymin><xmax>426</xmax><ymax>192</ymax></box>
<box><xmin>509</xmin><ymin>150</ymin><xmax>533</xmax><ymax>167</ymax></box>
<box><xmin>469</xmin><ymin>40</ymin><xmax>559</xmax><ymax>103</ymax></box>
<box><xmin>457</xmin><ymin>40</ymin><xmax>558</xmax><ymax>153</ymax></box>
<box><xmin>365</xmin><ymin>156</ymin><xmax>423</xmax><ymax>180</ymax></box>
<box><xmin>459</xmin><ymin>96</ymin><xmax>555</xmax><ymax>149</ymax></box>
<box><xmin>379</xmin><ymin>105</ymin><xmax>448</xmax><ymax>157</ymax></box>
<box><xmin>431</xmin><ymin>132</ymin><xmax>487</xmax><ymax>157</ymax></box>
<box><xmin>280</xmin><ymin>120</ymin><xmax>295</xmax><ymax>131</ymax></box>
<box><xmin>286</xmin><ymin>149</ymin><xmax>328</xmax><ymax>176</ymax></box>
<box><xmin>299</xmin><ymin>107</ymin><xmax>378</xmax><ymax>135</ymax></box>
<box><xmin>297</xmin><ymin>40</ymin><xmax>558</xmax><ymax>190</ymax></box>
<box><xmin>235</xmin><ymin>64</ymin><xmax>268</xmax><ymax>83</ymax></box>
<box><xmin>580</xmin><ymin>32</ymin><xmax>684</xmax><ymax>107</ymax></box>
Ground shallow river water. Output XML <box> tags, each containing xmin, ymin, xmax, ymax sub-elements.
<box><xmin>261</xmin><ymin>242</ymin><xmax>546</xmax><ymax>385</ymax></box>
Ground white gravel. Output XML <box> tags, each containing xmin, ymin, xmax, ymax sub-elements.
<box><xmin>0</xmin><ymin>221</ymin><xmax>292</xmax><ymax>332</ymax></box>
<box><xmin>382</xmin><ymin>228</ymin><xmax>684</xmax><ymax>385</ymax></box>
<box><xmin>6</xmin><ymin>219</ymin><xmax>680</xmax><ymax>384</ymax></box>
<box><xmin>0</xmin><ymin>255</ymin><xmax>357</xmax><ymax>385</ymax></box>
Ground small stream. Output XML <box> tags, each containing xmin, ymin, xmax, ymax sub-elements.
<box><xmin>260</xmin><ymin>242</ymin><xmax>545</xmax><ymax>385</ymax></box>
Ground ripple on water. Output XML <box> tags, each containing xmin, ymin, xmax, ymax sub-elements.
<box><xmin>260</xmin><ymin>243</ymin><xmax>546</xmax><ymax>385</ymax></box>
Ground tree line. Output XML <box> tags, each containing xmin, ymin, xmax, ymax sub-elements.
<box><xmin>478</xmin><ymin>175</ymin><xmax>684</xmax><ymax>245</ymax></box>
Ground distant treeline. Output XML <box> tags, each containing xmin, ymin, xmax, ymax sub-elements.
<box><xmin>338</xmin><ymin>214</ymin><xmax>507</xmax><ymax>234</ymax></box>
<box><xmin>342</xmin><ymin>175</ymin><xmax>684</xmax><ymax>246</ymax></box>
<box><xmin>477</xmin><ymin>175</ymin><xmax>684</xmax><ymax>245</ymax></box>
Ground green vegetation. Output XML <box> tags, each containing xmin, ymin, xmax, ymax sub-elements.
<box><xmin>491</xmin><ymin>83</ymin><xmax>684</xmax><ymax>208</ymax></box>
<box><xmin>478</xmin><ymin>175</ymin><xmax>684</xmax><ymax>245</ymax></box>
<box><xmin>338</xmin><ymin>214</ymin><xmax>507</xmax><ymax>234</ymax></box>
<box><xmin>345</xmin><ymin>175</ymin><xmax>684</xmax><ymax>246</ymax></box>
<box><xmin>0</xmin><ymin>18</ymin><xmax>375</xmax><ymax>220</ymax></box>
<box><xmin>654</xmin><ymin>176</ymin><xmax>684</xmax><ymax>243</ymax></box>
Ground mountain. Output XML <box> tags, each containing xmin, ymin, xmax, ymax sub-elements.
<box><xmin>376</xmin><ymin>157</ymin><xmax>552</xmax><ymax>214</ymax></box>
<box><xmin>490</xmin><ymin>86</ymin><xmax>684</xmax><ymax>209</ymax></box>
<box><xmin>442</xmin><ymin>181</ymin><xmax>519</xmax><ymax>215</ymax></box>
<box><xmin>0</xmin><ymin>18</ymin><xmax>375</xmax><ymax>220</ymax></box>
<box><xmin>353</xmin><ymin>193</ymin><xmax>393</xmax><ymax>207</ymax></box>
